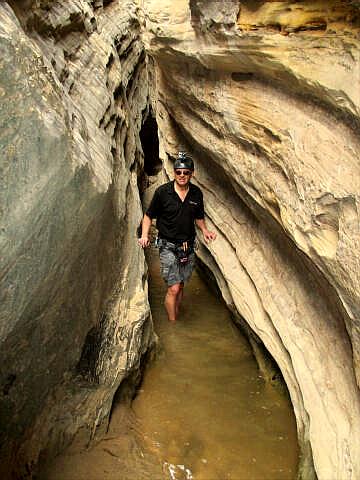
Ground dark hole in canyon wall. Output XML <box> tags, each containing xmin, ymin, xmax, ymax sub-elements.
<box><xmin>140</xmin><ymin>112</ymin><xmax>161</xmax><ymax>177</ymax></box>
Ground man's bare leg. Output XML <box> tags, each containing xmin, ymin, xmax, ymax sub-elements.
<box><xmin>175</xmin><ymin>282</ymin><xmax>184</xmax><ymax>317</ymax></box>
<box><xmin>165</xmin><ymin>283</ymin><xmax>182</xmax><ymax>321</ymax></box>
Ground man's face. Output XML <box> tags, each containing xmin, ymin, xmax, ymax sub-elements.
<box><xmin>174</xmin><ymin>168</ymin><xmax>193</xmax><ymax>187</ymax></box>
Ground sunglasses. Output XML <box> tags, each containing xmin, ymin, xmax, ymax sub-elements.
<box><xmin>175</xmin><ymin>169</ymin><xmax>192</xmax><ymax>176</ymax></box>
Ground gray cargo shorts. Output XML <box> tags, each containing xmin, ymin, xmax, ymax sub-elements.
<box><xmin>159</xmin><ymin>243</ymin><xmax>196</xmax><ymax>287</ymax></box>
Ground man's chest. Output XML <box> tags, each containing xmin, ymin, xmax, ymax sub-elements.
<box><xmin>160</xmin><ymin>194</ymin><xmax>198</xmax><ymax>218</ymax></box>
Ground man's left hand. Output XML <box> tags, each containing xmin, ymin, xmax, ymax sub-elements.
<box><xmin>203</xmin><ymin>230</ymin><xmax>217</xmax><ymax>243</ymax></box>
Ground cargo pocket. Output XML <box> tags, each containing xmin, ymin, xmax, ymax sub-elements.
<box><xmin>182</xmin><ymin>252</ymin><xmax>196</xmax><ymax>282</ymax></box>
<box><xmin>159</xmin><ymin>249</ymin><xmax>174</xmax><ymax>282</ymax></box>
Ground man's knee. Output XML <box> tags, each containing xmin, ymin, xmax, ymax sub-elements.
<box><xmin>167</xmin><ymin>283</ymin><xmax>182</xmax><ymax>296</ymax></box>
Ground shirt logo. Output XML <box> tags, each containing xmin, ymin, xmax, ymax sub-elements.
<box><xmin>189</xmin><ymin>201</ymin><xmax>198</xmax><ymax>205</ymax></box>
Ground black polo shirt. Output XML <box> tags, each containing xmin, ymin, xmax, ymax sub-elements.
<box><xmin>146</xmin><ymin>180</ymin><xmax>205</xmax><ymax>242</ymax></box>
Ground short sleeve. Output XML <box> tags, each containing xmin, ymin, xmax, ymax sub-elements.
<box><xmin>146</xmin><ymin>188</ymin><xmax>161</xmax><ymax>219</ymax></box>
<box><xmin>195</xmin><ymin>191</ymin><xmax>205</xmax><ymax>219</ymax></box>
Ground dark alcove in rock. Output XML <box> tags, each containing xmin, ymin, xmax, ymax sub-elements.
<box><xmin>140</xmin><ymin>112</ymin><xmax>161</xmax><ymax>176</ymax></box>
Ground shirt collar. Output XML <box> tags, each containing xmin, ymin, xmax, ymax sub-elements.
<box><xmin>170</xmin><ymin>179</ymin><xmax>193</xmax><ymax>195</ymax></box>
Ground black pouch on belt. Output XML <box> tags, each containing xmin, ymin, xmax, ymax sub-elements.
<box><xmin>175</xmin><ymin>241</ymin><xmax>194</xmax><ymax>265</ymax></box>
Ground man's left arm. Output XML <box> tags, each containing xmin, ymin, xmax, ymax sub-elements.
<box><xmin>195</xmin><ymin>218</ymin><xmax>216</xmax><ymax>243</ymax></box>
<box><xmin>194</xmin><ymin>190</ymin><xmax>216</xmax><ymax>243</ymax></box>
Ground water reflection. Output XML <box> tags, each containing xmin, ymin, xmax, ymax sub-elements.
<box><xmin>132</xmin><ymin>247</ymin><xmax>298</xmax><ymax>480</ymax></box>
<box><xmin>39</xmin><ymin>247</ymin><xmax>298</xmax><ymax>480</ymax></box>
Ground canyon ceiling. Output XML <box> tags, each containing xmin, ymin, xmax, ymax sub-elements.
<box><xmin>0</xmin><ymin>1</ymin><xmax>360</xmax><ymax>479</ymax></box>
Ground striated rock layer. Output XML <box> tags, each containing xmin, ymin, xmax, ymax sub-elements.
<box><xmin>142</xmin><ymin>1</ymin><xmax>360</xmax><ymax>479</ymax></box>
<box><xmin>1</xmin><ymin>0</ymin><xmax>360</xmax><ymax>478</ymax></box>
<box><xmin>0</xmin><ymin>1</ymin><xmax>155</xmax><ymax>477</ymax></box>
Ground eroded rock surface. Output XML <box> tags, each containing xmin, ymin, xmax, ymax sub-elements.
<box><xmin>142</xmin><ymin>1</ymin><xmax>360</xmax><ymax>479</ymax></box>
<box><xmin>1</xmin><ymin>1</ymin><xmax>360</xmax><ymax>479</ymax></box>
<box><xmin>0</xmin><ymin>1</ymin><xmax>154</xmax><ymax>477</ymax></box>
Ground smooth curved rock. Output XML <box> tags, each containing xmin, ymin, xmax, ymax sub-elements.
<box><xmin>1</xmin><ymin>1</ymin><xmax>360</xmax><ymax>478</ymax></box>
<box><xmin>0</xmin><ymin>1</ymin><xmax>154</xmax><ymax>476</ymax></box>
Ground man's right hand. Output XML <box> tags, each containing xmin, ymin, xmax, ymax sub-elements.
<box><xmin>138</xmin><ymin>236</ymin><xmax>150</xmax><ymax>248</ymax></box>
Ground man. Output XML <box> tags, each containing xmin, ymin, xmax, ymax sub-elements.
<box><xmin>138</xmin><ymin>151</ymin><xmax>216</xmax><ymax>322</ymax></box>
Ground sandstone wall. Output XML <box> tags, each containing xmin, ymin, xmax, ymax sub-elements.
<box><xmin>0</xmin><ymin>1</ymin><xmax>154</xmax><ymax>476</ymax></box>
<box><xmin>142</xmin><ymin>1</ymin><xmax>360</xmax><ymax>479</ymax></box>
<box><xmin>2</xmin><ymin>1</ymin><xmax>360</xmax><ymax>478</ymax></box>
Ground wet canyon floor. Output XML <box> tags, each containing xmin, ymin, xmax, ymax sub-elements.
<box><xmin>39</xmin><ymin>247</ymin><xmax>298</xmax><ymax>480</ymax></box>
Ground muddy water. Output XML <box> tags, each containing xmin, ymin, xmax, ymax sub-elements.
<box><xmin>39</xmin><ymin>247</ymin><xmax>298</xmax><ymax>480</ymax></box>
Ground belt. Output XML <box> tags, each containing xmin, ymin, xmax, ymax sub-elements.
<box><xmin>159</xmin><ymin>238</ymin><xmax>194</xmax><ymax>249</ymax></box>
<box><xmin>158</xmin><ymin>238</ymin><xmax>195</xmax><ymax>264</ymax></box>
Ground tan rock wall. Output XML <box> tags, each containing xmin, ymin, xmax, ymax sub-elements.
<box><xmin>1</xmin><ymin>1</ymin><xmax>359</xmax><ymax>477</ymax></box>
<box><xmin>142</xmin><ymin>1</ymin><xmax>360</xmax><ymax>479</ymax></box>
<box><xmin>0</xmin><ymin>1</ymin><xmax>154</xmax><ymax>476</ymax></box>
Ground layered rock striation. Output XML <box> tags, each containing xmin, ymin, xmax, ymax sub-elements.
<box><xmin>1</xmin><ymin>0</ymin><xmax>360</xmax><ymax>478</ymax></box>
<box><xmin>0</xmin><ymin>1</ymin><xmax>155</xmax><ymax>477</ymax></box>
<box><xmin>142</xmin><ymin>1</ymin><xmax>360</xmax><ymax>479</ymax></box>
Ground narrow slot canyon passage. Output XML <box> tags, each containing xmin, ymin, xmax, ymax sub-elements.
<box><xmin>38</xmin><ymin>247</ymin><xmax>299</xmax><ymax>480</ymax></box>
<box><xmin>1</xmin><ymin>2</ymin><xmax>360</xmax><ymax>479</ymax></box>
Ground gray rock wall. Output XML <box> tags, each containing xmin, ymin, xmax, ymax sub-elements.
<box><xmin>0</xmin><ymin>2</ymin><xmax>154</xmax><ymax>477</ymax></box>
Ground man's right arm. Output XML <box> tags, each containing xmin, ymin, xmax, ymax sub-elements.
<box><xmin>138</xmin><ymin>214</ymin><xmax>152</xmax><ymax>248</ymax></box>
